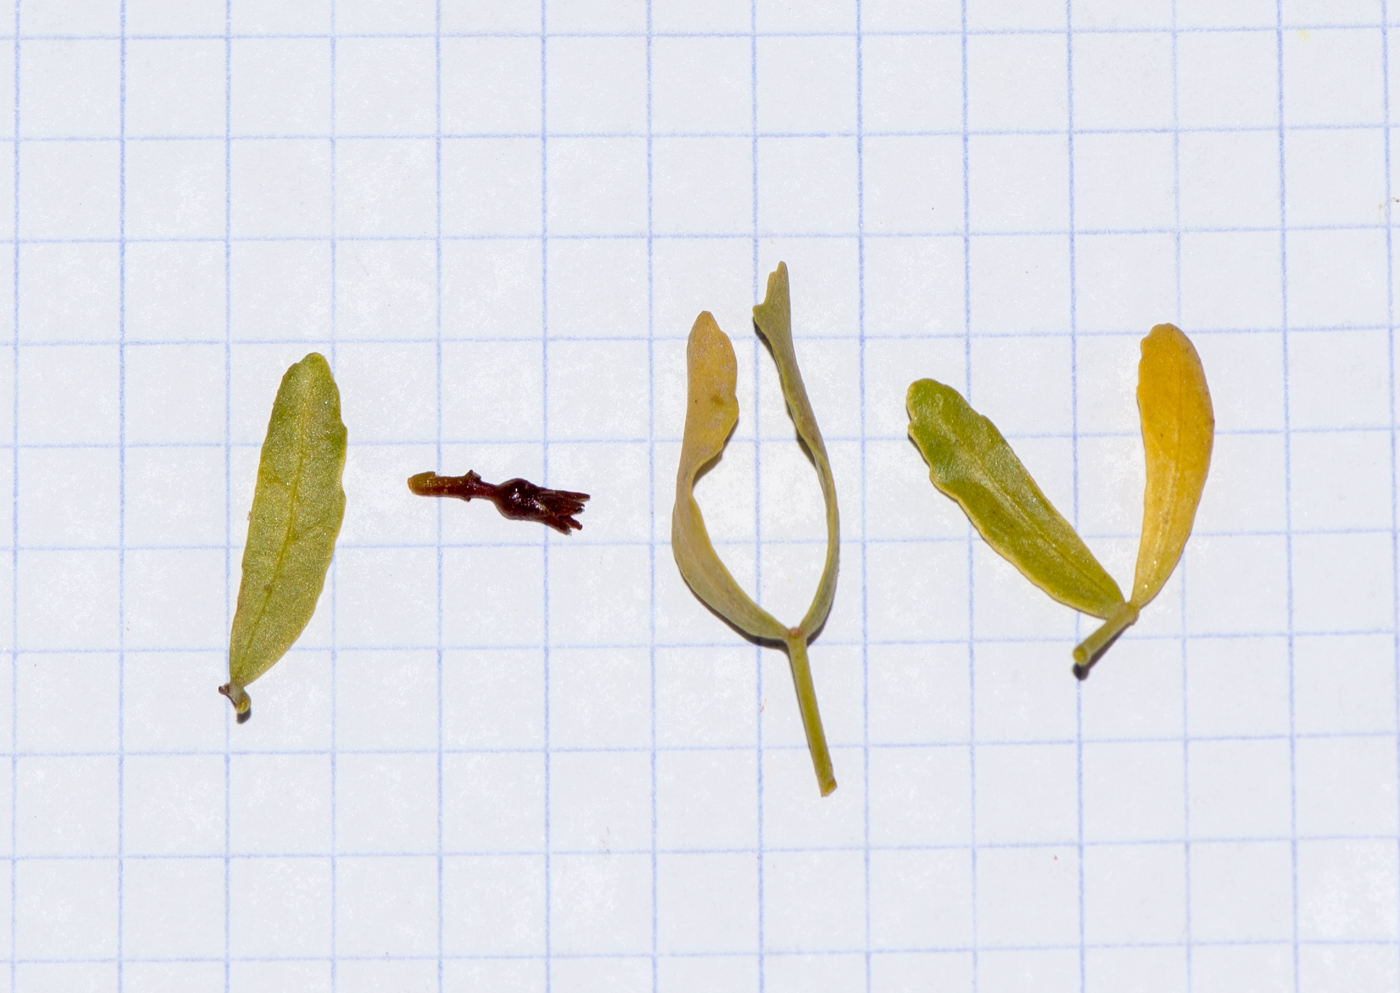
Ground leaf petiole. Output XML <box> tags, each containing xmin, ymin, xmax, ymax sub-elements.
<box><xmin>783</xmin><ymin>632</ymin><xmax>836</xmax><ymax>796</ymax></box>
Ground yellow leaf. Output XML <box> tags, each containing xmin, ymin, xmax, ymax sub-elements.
<box><xmin>1073</xmin><ymin>324</ymin><xmax>1213</xmax><ymax>676</ymax></box>
<box><xmin>1130</xmin><ymin>323</ymin><xmax>1215</xmax><ymax>607</ymax></box>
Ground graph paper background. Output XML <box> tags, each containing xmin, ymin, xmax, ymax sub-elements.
<box><xmin>3</xmin><ymin>0</ymin><xmax>1399</xmax><ymax>990</ymax></box>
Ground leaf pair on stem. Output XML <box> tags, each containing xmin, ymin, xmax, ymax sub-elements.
<box><xmin>672</xmin><ymin>263</ymin><xmax>842</xmax><ymax>796</ymax></box>
<box><xmin>906</xmin><ymin>324</ymin><xmax>1214</xmax><ymax>676</ymax></box>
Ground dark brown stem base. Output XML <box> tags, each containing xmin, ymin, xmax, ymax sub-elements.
<box><xmin>408</xmin><ymin>470</ymin><xmax>590</xmax><ymax>534</ymax></box>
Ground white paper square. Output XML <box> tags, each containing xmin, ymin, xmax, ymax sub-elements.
<box><xmin>17</xmin><ymin>756</ymin><xmax>118</xmax><ymax>855</ymax></box>
<box><xmin>1083</xmin><ymin>741</ymin><xmax>1185</xmax><ymax>841</ymax></box>
<box><xmin>975</xmin><ymin>846</ymin><xmax>1080</xmax><ymax>946</ymax></box>
<box><xmin>864</xmin><ymin>135</ymin><xmax>963</xmax><ymax>235</ymax></box>
<box><xmin>441</xmin><ymin>137</ymin><xmax>542</xmax><ymax>236</ymax></box>
<box><xmin>123</xmin><ymin>858</ymin><xmax>224</xmax><ymax>958</ymax></box>
<box><xmin>546</xmin><ymin>137</ymin><xmax>648</xmax><ymax>235</ymax></box>
<box><xmin>656</xmin><ymin>855</ymin><xmax>759</xmax><ymax>953</ymax></box>
<box><xmin>869</xmin><ymin>849</ymin><xmax>974</xmax><ymax>949</ymax></box>
<box><xmin>336</xmin><ymin>38</ymin><xmax>436</xmax><ymax>136</ymax></box>
<box><xmin>966</xmin><ymin>33</ymin><xmax>1068</xmax><ymax>131</ymax></box>
<box><xmin>651</xmin><ymin>37</ymin><xmax>751</xmax><ymax>134</ymax></box>
<box><xmin>756</xmin><ymin>36</ymin><xmax>858</xmax><ymax>134</ymax></box>
<box><xmin>655</xmin><ymin>751</ymin><xmax>757</xmax><ymax>850</ymax></box>
<box><xmin>16</xmin><ymin>859</ymin><xmax>118</xmax><ymax>959</ymax></box>
<box><xmin>1083</xmin><ymin>844</ymin><xmax>1187</xmax><ymax>943</ymax></box>
<box><xmin>547</xmin><ymin>37</ymin><xmax>648</xmax><ymax>134</ymax></box>
<box><xmin>862</xmin><ymin>35</ymin><xmax>963</xmax><ymax>133</ymax></box>
<box><xmin>230</xmin><ymin>39</ymin><xmax>332</xmax><ymax>136</ymax></box>
<box><xmin>230</xmin><ymin>139</ymin><xmax>332</xmax><ymax>237</ymax></box>
<box><xmin>443</xmin><ymin>751</ymin><xmax>545</xmax><ymax>851</ymax></box>
<box><xmin>19</xmin><ymin>140</ymin><xmax>119</xmax><ymax>238</ymax></box>
<box><xmin>1073</xmin><ymin>132</ymin><xmax>1175</xmax><ymax>231</ymax></box>
<box><xmin>1179</xmin><ymin>130</ymin><xmax>1281</xmax><ymax>230</ymax></box>
<box><xmin>653</xmin><ymin>136</ymin><xmax>752</xmax><ymax>235</ymax></box>
<box><xmin>868</xmin><ymin>746</ymin><xmax>971</xmax><ymax>846</ymax></box>
<box><xmin>762</xmin><ymin>850</ymin><xmax>865</xmax><ymax>951</ymax></box>
<box><xmin>1178</xmin><ymin>31</ymin><xmax>1280</xmax><ymax>129</ymax></box>
<box><xmin>1284</xmin><ymin>29</ymin><xmax>1384</xmax><ymax>126</ymax></box>
<box><xmin>336</xmin><ymin>138</ymin><xmax>437</xmax><ymax>237</ymax></box>
<box><xmin>230</xmin><ymin>754</ymin><xmax>332</xmax><ymax>854</ymax></box>
<box><xmin>441</xmin><ymin>37</ymin><xmax>542</xmax><ymax>135</ymax></box>
<box><xmin>123</xmin><ymin>754</ymin><xmax>224</xmax><ymax>856</ymax></box>
<box><xmin>334</xmin><ymin>856</ymin><xmax>438</xmax><ymax>955</ymax></box>
<box><xmin>1286</xmin><ymin>128</ymin><xmax>1386</xmax><ymax>227</ymax></box>
<box><xmin>551</xmin><ymin>750</ymin><xmax>652</xmax><ymax>850</ymax></box>
<box><xmin>1297</xmin><ymin>840</ymin><xmax>1400</xmax><ymax>941</ymax></box>
<box><xmin>126</xmin><ymin>241</ymin><xmax>224</xmax><ymax>342</ymax></box>
<box><xmin>551</xmin><ymin>853</ymin><xmax>652</xmax><ymax>953</ymax></box>
<box><xmin>126</xmin><ymin>39</ymin><xmax>226</xmax><ymax>137</ymax></box>
<box><xmin>21</xmin><ymin>40</ymin><xmax>119</xmax><ymax>137</ymax></box>
<box><xmin>756</xmin><ymin>137</ymin><xmax>859</xmax><ymax>235</ymax></box>
<box><xmin>974</xmin><ymin>743</ymin><xmax>1078</xmax><ymax>844</ymax></box>
<box><xmin>229</xmin><ymin>857</ymin><xmax>332</xmax><ymax>956</ymax></box>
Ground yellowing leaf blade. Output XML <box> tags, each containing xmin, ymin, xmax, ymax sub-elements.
<box><xmin>907</xmin><ymin>378</ymin><xmax>1125</xmax><ymax>619</ymax></box>
<box><xmin>752</xmin><ymin>262</ymin><xmax>841</xmax><ymax>638</ymax></box>
<box><xmin>671</xmin><ymin>312</ymin><xmax>787</xmax><ymax>643</ymax></box>
<box><xmin>1130</xmin><ymin>323</ymin><xmax>1214</xmax><ymax>608</ymax></box>
<box><xmin>225</xmin><ymin>352</ymin><xmax>347</xmax><ymax>720</ymax></box>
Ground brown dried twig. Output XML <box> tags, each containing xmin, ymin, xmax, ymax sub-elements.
<box><xmin>408</xmin><ymin>470</ymin><xmax>590</xmax><ymax>534</ymax></box>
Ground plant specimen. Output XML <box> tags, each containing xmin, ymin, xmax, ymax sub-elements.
<box><xmin>408</xmin><ymin>470</ymin><xmax>589</xmax><ymax>534</ymax></box>
<box><xmin>221</xmin><ymin>352</ymin><xmax>347</xmax><ymax>722</ymax></box>
<box><xmin>672</xmin><ymin>263</ymin><xmax>841</xmax><ymax>795</ymax></box>
<box><xmin>906</xmin><ymin>323</ymin><xmax>1213</xmax><ymax>677</ymax></box>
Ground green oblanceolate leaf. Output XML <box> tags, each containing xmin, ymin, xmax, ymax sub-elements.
<box><xmin>221</xmin><ymin>352</ymin><xmax>347</xmax><ymax>722</ymax></box>
<box><xmin>906</xmin><ymin>378</ymin><xmax>1126</xmax><ymax>620</ymax></box>
<box><xmin>671</xmin><ymin>264</ymin><xmax>840</xmax><ymax>796</ymax></box>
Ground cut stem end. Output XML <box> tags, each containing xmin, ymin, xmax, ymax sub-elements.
<box><xmin>219</xmin><ymin>682</ymin><xmax>252</xmax><ymax>723</ymax></box>
<box><xmin>1072</xmin><ymin>602</ymin><xmax>1141</xmax><ymax>680</ymax></box>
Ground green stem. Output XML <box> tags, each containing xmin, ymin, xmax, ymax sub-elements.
<box><xmin>1072</xmin><ymin>602</ymin><xmax>1140</xmax><ymax>680</ymax></box>
<box><xmin>784</xmin><ymin>633</ymin><xmax>837</xmax><ymax>796</ymax></box>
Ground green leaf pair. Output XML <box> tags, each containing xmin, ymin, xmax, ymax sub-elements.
<box><xmin>907</xmin><ymin>324</ymin><xmax>1214</xmax><ymax>676</ymax></box>
<box><xmin>672</xmin><ymin>263</ymin><xmax>841</xmax><ymax>796</ymax></box>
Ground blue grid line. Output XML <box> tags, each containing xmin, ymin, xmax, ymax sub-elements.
<box><xmin>539</xmin><ymin>3</ymin><xmax>553</xmax><ymax>988</ymax></box>
<box><xmin>1172</xmin><ymin>1</ymin><xmax>1196</xmax><ymax>988</ymax></box>
<box><xmin>1387</xmin><ymin>0</ymin><xmax>1400</xmax><ymax>986</ymax></box>
<box><xmin>25</xmin><ymin>122</ymin><xmax>1400</xmax><ymax>139</ymax></box>
<box><xmin>10</xmin><ymin>21</ymin><xmax>1400</xmax><ymax>41</ymax></box>
<box><xmin>1273</xmin><ymin>5</ymin><xmax>1302</xmax><ymax>992</ymax></box>
<box><xmin>958</xmin><ymin>0</ymin><xmax>979</xmax><ymax>987</ymax></box>
<box><xmin>4</xmin><ymin>221</ymin><xmax>1399</xmax><ymax>239</ymax></box>
<box><xmin>116</xmin><ymin>3</ymin><xmax>127</xmax><ymax>990</ymax></box>
<box><xmin>854</xmin><ymin>0</ymin><xmax>872</xmax><ymax>989</ymax></box>
<box><xmin>6</xmin><ymin>832</ymin><xmax>1396</xmax><ymax>860</ymax></box>
<box><xmin>221</xmin><ymin>0</ymin><xmax>232</xmax><ymax>988</ymax></box>
<box><xmin>7</xmin><ymin>1</ymin><xmax>15</xmax><ymax>989</ymax></box>
<box><xmin>15</xmin><ymin>725</ymin><xmax>1400</xmax><ymax>758</ymax></box>
<box><xmin>1064</xmin><ymin>2</ymin><xmax>1087</xmax><ymax>988</ymax></box>
<box><xmin>434</xmin><ymin>1</ymin><xmax>445</xmax><ymax>991</ymax></box>
<box><xmin>645</xmin><ymin>1</ymin><xmax>660</xmax><ymax>990</ymax></box>
<box><xmin>327</xmin><ymin>2</ymin><xmax>339</xmax><ymax>987</ymax></box>
<box><xmin>748</xmin><ymin>2</ymin><xmax>765</xmax><ymax>989</ymax></box>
